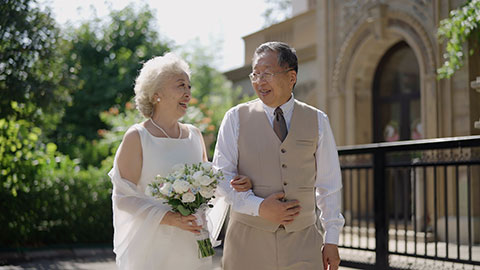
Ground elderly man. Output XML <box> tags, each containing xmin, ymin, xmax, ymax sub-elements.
<box><xmin>214</xmin><ymin>41</ymin><xmax>344</xmax><ymax>270</ymax></box>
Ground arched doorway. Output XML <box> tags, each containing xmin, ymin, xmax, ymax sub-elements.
<box><xmin>373</xmin><ymin>41</ymin><xmax>421</xmax><ymax>220</ymax></box>
<box><xmin>373</xmin><ymin>41</ymin><xmax>422</xmax><ymax>143</ymax></box>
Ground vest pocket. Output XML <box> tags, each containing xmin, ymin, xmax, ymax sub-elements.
<box><xmin>296</xmin><ymin>139</ymin><xmax>314</xmax><ymax>146</ymax></box>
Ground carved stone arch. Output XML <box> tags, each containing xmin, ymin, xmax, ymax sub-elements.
<box><xmin>330</xmin><ymin>6</ymin><xmax>437</xmax><ymax>145</ymax></box>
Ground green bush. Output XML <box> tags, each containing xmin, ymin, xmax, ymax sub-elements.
<box><xmin>0</xmin><ymin>115</ymin><xmax>113</xmax><ymax>248</ymax></box>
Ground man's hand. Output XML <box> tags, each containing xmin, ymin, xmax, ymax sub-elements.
<box><xmin>258</xmin><ymin>192</ymin><xmax>301</xmax><ymax>225</ymax></box>
<box><xmin>231</xmin><ymin>175</ymin><xmax>252</xmax><ymax>192</ymax></box>
<box><xmin>322</xmin><ymin>244</ymin><xmax>340</xmax><ymax>270</ymax></box>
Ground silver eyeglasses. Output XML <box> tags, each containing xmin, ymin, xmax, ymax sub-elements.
<box><xmin>248</xmin><ymin>68</ymin><xmax>294</xmax><ymax>83</ymax></box>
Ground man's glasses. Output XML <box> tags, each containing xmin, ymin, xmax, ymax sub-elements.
<box><xmin>248</xmin><ymin>68</ymin><xmax>294</xmax><ymax>83</ymax></box>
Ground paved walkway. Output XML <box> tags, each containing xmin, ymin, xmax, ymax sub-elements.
<box><xmin>0</xmin><ymin>247</ymin><xmax>358</xmax><ymax>270</ymax></box>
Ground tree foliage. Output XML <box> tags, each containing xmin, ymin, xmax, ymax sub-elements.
<box><xmin>437</xmin><ymin>0</ymin><xmax>480</xmax><ymax>79</ymax></box>
<box><xmin>54</xmin><ymin>4</ymin><xmax>172</xmax><ymax>162</ymax></box>
<box><xmin>0</xmin><ymin>0</ymin><xmax>69</xmax><ymax>133</ymax></box>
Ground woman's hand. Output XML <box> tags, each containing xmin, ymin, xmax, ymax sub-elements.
<box><xmin>160</xmin><ymin>211</ymin><xmax>202</xmax><ymax>234</ymax></box>
<box><xmin>231</xmin><ymin>175</ymin><xmax>252</xmax><ymax>192</ymax></box>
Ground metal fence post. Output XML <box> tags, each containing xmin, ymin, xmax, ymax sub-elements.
<box><xmin>374</xmin><ymin>149</ymin><xmax>388</xmax><ymax>269</ymax></box>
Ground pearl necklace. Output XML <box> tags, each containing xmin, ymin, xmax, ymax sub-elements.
<box><xmin>150</xmin><ymin>118</ymin><xmax>182</xmax><ymax>139</ymax></box>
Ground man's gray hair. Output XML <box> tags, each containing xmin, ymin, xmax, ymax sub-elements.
<box><xmin>253</xmin><ymin>41</ymin><xmax>298</xmax><ymax>73</ymax></box>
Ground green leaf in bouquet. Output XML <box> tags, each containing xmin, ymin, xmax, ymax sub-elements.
<box><xmin>177</xmin><ymin>204</ymin><xmax>191</xmax><ymax>216</ymax></box>
<box><xmin>169</xmin><ymin>199</ymin><xmax>182</xmax><ymax>207</ymax></box>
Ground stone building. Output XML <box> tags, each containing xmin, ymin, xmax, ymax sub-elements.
<box><xmin>224</xmin><ymin>0</ymin><xmax>480</xmax><ymax>245</ymax></box>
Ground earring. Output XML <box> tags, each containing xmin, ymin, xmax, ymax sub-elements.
<box><xmin>157</xmin><ymin>98</ymin><xmax>161</xmax><ymax>103</ymax></box>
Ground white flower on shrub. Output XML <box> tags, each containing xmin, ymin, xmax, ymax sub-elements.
<box><xmin>181</xmin><ymin>191</ymin><xmax>196</xmax><ymax>203</ymax></box>
<box><xmin>201</xmin><ymin>162</ymin><xmax>212</xmax><ymax>171</ymax></box>
<box><xmin>199</xmin><ymin>186</ymin><xmax>214</xmax><ymax>198</ymax></box>
<box><xmin>198</xmin><ymin>175</ymin><xmax>214</xmax><ymax>186</ymax></box>
<box><xmin>172</xmin><ymin>180</ymin><xmax>190</xmax><ymax>194</ymax></box>
<box><xmin>160</xmin><ymin>182</ymin><xmax>173</xmax><ymax>196</ymax></box>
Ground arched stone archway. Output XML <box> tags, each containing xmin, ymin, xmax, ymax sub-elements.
<box><xmin>329</xmin><ymin>4</ymin><xmax>437</xmax><ymax>145</ymax></box>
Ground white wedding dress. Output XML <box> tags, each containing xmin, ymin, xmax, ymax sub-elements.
<box><xmin>108</xmin><ymin>123</ymin><xmax>213</xmax><ymax>270</ymax></box>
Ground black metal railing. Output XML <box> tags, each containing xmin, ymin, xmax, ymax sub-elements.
<box><xmin>337</xmin><ymin>136</ymin><xmax>480</xmax><ymax>269</ymax></box>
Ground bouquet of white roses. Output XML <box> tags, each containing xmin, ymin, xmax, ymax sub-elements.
<box><xmin>147</xmin><ymin>162</ymin><xmax>222</xmax><ymax>258</ymax></box>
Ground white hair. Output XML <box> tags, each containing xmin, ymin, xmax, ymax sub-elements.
<box><xmin>134</xmin><ymin>53</ymin><xmax>191</xmax><ymax>118</ymax></box>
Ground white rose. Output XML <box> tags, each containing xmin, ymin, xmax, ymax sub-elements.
<box><xmin>199</xmin><ymin>186</ymin><xmax>214</xmax><ymax>198</ymax></box>
<box><xmin>172</xmin><ymin>180</ymin><xmax>190</xmax><ymax>193</ymax></box>
<box><xmin>145</xmin><ymin>185</ymin><xmax>154</xmax><ymax>197</ymax></box>
<box><xmin>192</xmin><ymin>171</ymin><xmax>203</xmax><ymax>180</ymax></box>
<box><xmin>159</xmin><ymin>182</ymin><xmax>172</xmax><ymax>196</ymax></box>
<box><xmin>198</xmin><ymin>175</ymin><xmax>214</xmax><ymax>186</ymax></box>
<box><xmin>201</xmin><ymin>162</ymin><xmax>212</xmax><ymax>171</ymax></box>
<box><xmin>172</xmin><ymin>163</ymin><xmax>185</xmax><ymax>173</ymax></box>
<box><xmin>181</xmin><ymin>192</ymin><xmax>196</xmax><ymax>203</ymax></box>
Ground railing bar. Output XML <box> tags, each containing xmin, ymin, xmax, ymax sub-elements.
<box><xmin>366</xmin><ymin>168</ymin><xmax>370</xmax><ymax>250</ymax></box>
<box><xmin>403</xmin><ymin>168</ymin><xmax>408</xmax><ymax>254</ymax></box>
<box><xmin>423</xmin><ymin>166</ymin><xmax>427</xmax><ymax>257</ymax></box>
<box><xmin>455</xmin><ymin>165</ymin><xmax>460</xmax><ymax>260</ymax></box>
<box><xmin>394</xmin><ymin>169</ymin><xmax>398</xmax><ymax>252</ymax></box>
<box><xmin>467</xmin><ymin>165</ymin><xmax>472</xmax><ymax>262</ymax></box>
<box><xmin>413</xmin><ymin>166</ymin><xmax>417</xmax><ymax>255</ymax></box>
<box><xmin>350</xmin><ymin>168</ymin><xmax>353</xmax><ymax>247</ymax></box>
<box><xmin>337</xmin><ymin>246</ymin><xmax>376</xmax><ymax>252</ymax></box>
<box><xmin>357</xmin><ymin>168</ymin><xmax>362</xmax><ymax>249</ymax></box>
<box><xmin>434</xmin><ymin>165</ymin><xmax>438</xmax><ymax>259</ymax></box>
<box><xmin>342</xmin><ymin>170</ymin><xmax>346</xmax><ymax>246</ymax></box>
<box><xmin>444</xmin><ymin>166</ymin><xmax>449</xmax><ymax>259</ymax></box>
<box><xmin>337</xmin><ymin>135</ymin><xmax>480</xmax><ymax>154</ymax></box>
<box><xmin>386</xmin><ymin>160</ymin><xmax>480</xmax><ymax>167</ymax></box>
<box><xmin>341</xmin><ymin>165</ymin><xmax>373</xmax><ymax>170</ymax></box>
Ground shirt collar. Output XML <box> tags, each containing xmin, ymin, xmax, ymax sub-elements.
<box><xmin>262</xmin><ymin>94</ymin><xmax>295</xmax><ymax>117</ymax></box>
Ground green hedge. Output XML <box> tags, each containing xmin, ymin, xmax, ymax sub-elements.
<box><xmin>0</xmin><ymin>118</ymin><xmax>113</xmax><ymax>248</ymax></box>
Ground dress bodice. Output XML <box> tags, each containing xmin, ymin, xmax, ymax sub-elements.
<box><xmin>133</xmin><ymin>123</ymin><xmax>204</xmax><ymax>192</ymax></box>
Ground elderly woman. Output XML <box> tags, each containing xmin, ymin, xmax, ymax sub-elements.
<box><xmin>108</xmin><ymin>53</ymin><xmax>250</xmax><ymax>270</ymax></box>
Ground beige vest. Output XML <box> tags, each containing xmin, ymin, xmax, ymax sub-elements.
<box><xmin>231</xmin><ymin>99</ymin><xmax>318</xmax><ymax>233</ymax></box>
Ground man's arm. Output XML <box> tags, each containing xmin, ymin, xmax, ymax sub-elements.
<box><xmin>315</xmin><ymin>112</ymin><xmax>345</xmax><ymax>270</ymax></box>
<box><xmin>213</xmin><ymin>108</ymin><xmax>264</xmax><ymax>216</ymax></box>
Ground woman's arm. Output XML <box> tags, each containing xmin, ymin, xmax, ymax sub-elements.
<box><xmin>116</xmin><ymin>128</ymin><xmax>142</xmax><ymax>185</ymax></box>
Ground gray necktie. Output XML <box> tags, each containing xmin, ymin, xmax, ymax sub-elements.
<box><xmin>273</xmin><ymin>107</ymin><xmax>287</xmax><ymax>142</ymax></box>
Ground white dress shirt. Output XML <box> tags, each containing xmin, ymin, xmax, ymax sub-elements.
<box><xmin>213</xmin><ymin>95</ymin><xmax>345</xmax><ymax>245</ymax></box>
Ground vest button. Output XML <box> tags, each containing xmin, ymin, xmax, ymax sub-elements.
<box><xmin>283</xmin><ymin>182</ymin><xmax>287</xmax><ymax>186</ymax></box>
<box><xmin>281</xmin><ymin>148</ymin><xmax>286</xmax><ymax>153</ymax></box>
<box><xmin>281</xmin><ymin>164</ymin><xmax>287</xmax><ymax>168</ymax></box>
